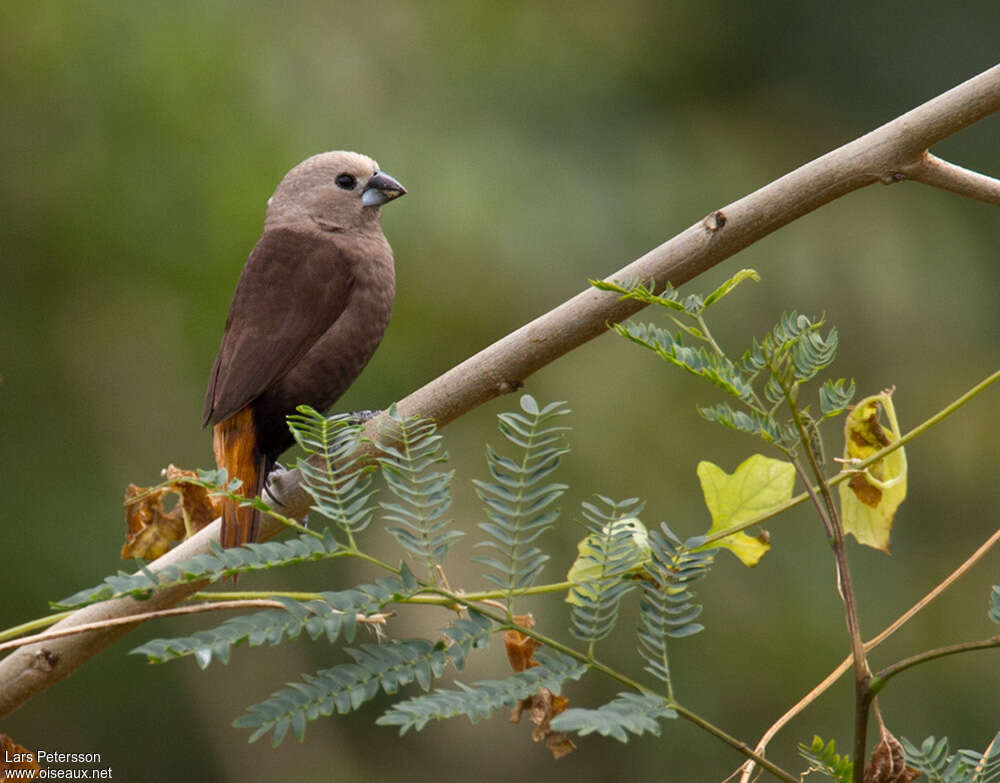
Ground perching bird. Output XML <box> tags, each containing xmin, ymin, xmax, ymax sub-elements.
<box><xmin>203</xmin><ymin>151</ymin><xmax>406</xmax><ymax>548</ymax></box>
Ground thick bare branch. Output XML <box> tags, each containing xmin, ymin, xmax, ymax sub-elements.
<box><xmin>1</xmin><ymin>63</ymin><xmax>997</xmax><ymax>719</ymax></box>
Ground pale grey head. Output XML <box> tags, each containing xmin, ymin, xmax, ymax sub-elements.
<box><xmin>264</xmin><ymin>151</ymin><xmax>406</xmax><ymax>234</ymax></box>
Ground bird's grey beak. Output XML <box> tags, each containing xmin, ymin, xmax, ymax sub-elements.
<box><xmin>362</xmin><ymin>171</ymin><xmax>407</xmax><ymax>207</ymax></box>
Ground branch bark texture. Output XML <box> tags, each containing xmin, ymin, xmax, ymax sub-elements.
<box><xmin>1</xmin><ymin>63</ymin><xmax>998</xmax><ymax>719</ymax></box>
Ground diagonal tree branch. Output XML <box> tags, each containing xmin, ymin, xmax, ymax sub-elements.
<box><xmin>1</xmin><ymin>63</ymin><xmax>997</xmax><ymax>720</ymax></box>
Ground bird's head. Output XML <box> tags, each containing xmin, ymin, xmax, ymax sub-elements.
<box><xmin>264</xmin><ymin>150</ymin><xmax>406</xmax><ymax>234</ymax></box>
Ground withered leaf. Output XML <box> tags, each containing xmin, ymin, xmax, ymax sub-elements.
<box><xmin>122</xmin><ymin>465</ymin><xmax>220</xmax><ymax>559</ymax></box>
<box><xmin>864</xmin><ymin>726</ymin><xmax>920</xmax><ymax>783</ymax></box>
<box><xmin>839</xmin><ymin>391</ymin><xmax>907</xmax><ymax>553</ymax></box>
<box><xmin>0</xmin><ymin>733</ymin><xmax>41</xmax><ymax>778</ymax></box>
<box><xmin>504</xmin><ymin>615</ymin><xmax>540</xmax><ymax>673</ymax></box>
<box><xmin>504</xmin><ymin>615</ymin><xmax>576</xmax><ymax>758</ymax></box>
<box><xmin>510</xmin><ymin>686</ymin><xmax>576</xmax><ymax>759</ymax></box>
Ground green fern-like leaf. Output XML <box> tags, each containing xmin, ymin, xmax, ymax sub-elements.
<box><xmin>792</xmin><ymin>327</ymin><xmax>837</xmax><ymax>382</ymax></box>
<box><xmin>703</xmin><ymin>268</ymin><xmax>760</xmax><ymax>308</ymax></box>
<box><xmin>761</xmin><ymin>312</ymin><xmax>838</xmax><ymax>386</ymax></box>
<box><xmin>903</xmin><ymin>733</ymin><xmax>1000</xmax><ymax>783</ymax></box>
<box><xmin>376</xmin><ymin>405</ymin><xmax>462</xmax><ymax>574</ymax></box>
<box><xmin>958</xmin><ymin>732</ymin><xmax>1000</xmax><ymax>783</ymax></box>
<box><xmin>375</xmin><ymin>651</ymin><xmax>586</xmax><ymax>733</ymax></box>
<box><xmin>902</xmin><ymin>736</ymin><xmax>968</xmax><ymax>783</ymax></box>
<box><xmin>551</xmin><ymin>692</ymin><xmax>676</xmax><ymax>742</ymax></box>
<box><xmin>698</xmin><ymin>402</ymin><xmax>781</xmax><ymax>442</ymax></box>
<box><xmin>989</xmin><ymin>585</ymin><xmax>1000</xmax><ymax>625</ymax></box>
<box><xmin>472</xmin><ymin>395</ymin><xmax>570</xmax><ymax>595</ymax></box>
<box><xmin>53</xmin><ymin>531</ymin><xmax>342</xmax><ymax>609</ymax></box>
<box><xmin>612</xmin><ymin>322</ymin><xmax>755</xmax><ymax>404</ymax></box>
<box><xmin>234</xmin><ymin>639</ymin><xmax>453</xmax><ymax>746</ymax></box>
<box><xmin>637</xmin><ymin>524</ymin><xmax>715</xmax><ymax>686</ymax></box>
<box><xmin>819</xmin><ymin>377</ymin><xmax>856</xmax><ymax>418</ymax></box>
<box><xmin>591</xmin><ymin>278</ymin><xmax>690</xmax><ymax>313</ymax></box>
<box><xmin>798</xmin><ymin>735</ymin><xmax>853</xmax><ymax>783</ymax></box>
<box><xmin>130</xmin><ymin>577</ymin><xmax>412</xmax><ymax>667</ymax></box>
<box><xmin>567</xmin><ymin>497</ymin><xmax>645</xmax><ymax>646</ymax></box>
<box><xmin>287</xmin><ymin>406</ymin><xmax>377</xmax><ymax>536</ymax></box>
<box><xmin>438</xmin><ymin>610</ymin><xmax>494</xmax><ymax>670</ymax></box>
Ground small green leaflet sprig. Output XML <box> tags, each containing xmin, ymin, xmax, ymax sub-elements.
<box><xmin>472</xmin><ymin>395</ymin><xmax>570</xmax><ymax>598</ymax></box>
<box><xmin>376</xmin><ymin>650</ymin><xmax>586</xmax><ymax>733</ymax></box>
<box><xmin>592</xmin><ymin>270</ymin><xmax>855</xmax><ymax>454</ymax></box>
<box><xmin>637</xmin><ymin>524</ymin><xmax>715</xmax><ymax>691</ymax></box>
<box><xmin>234</xmin><ymin>611</ymin><xmax>493</xmax><ymax>747</ymax></box>
<box><xmin>375</xmin><ymin>405</ymin><xmax>462</xmax><ymax>576</ymax></box>
<box><xmin>287</xmin><ymin>406</ymin><xmax>377</xmax><ymax>539</ymax></box>
<box><xmin>901</xmin><ymin>733</ymin><xmax>1000</xmax><ymax>783</ymax></box>
<box><xmin>53</xmin><ymin>532</ymin><xmax>342</xmax><ymax>609</ymax></box>
<box><xmin>551</xmin><ymin>692</ymin><xmax>676</xmax><ymax>743</ymax></box>
<box><xmin>567</xmin><ymin>496</ymin><xmax>647</xmax><ymax>649</ymax></box>
<box><xmin>989</xmin><ymin>585</ymin><xmax>1000</xmax><ymax>625</ymax></box>
<box><xmin>130</xmin><ymin>575</ymin><xmax>414</xmax><ymax>668</ymax></box>
<box><xmin>798</xmin><ymin>736</ymin><xmax>853</xmax><ymax>783</ymax></box>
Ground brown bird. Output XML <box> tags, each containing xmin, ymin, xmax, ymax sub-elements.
<box><xmin>203</xmin><ymin>151</ymin><xmax>406</xmax><ymax>548</ymax></box>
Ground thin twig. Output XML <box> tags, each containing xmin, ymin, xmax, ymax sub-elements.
<box><xmin>0</xmin><ymin>600</ymin><xmax>390</xmax><ymax>655</ymax></box>
<box><xmin>905</xmin><ymin>152</ymin><xmax>1000</xmax><ymax>205</ymax></box>
<box><xmin>0</xmin><ymin>600</ymin><xmax>284</xmax><ymax>654</ymax></box>
<box><xmin>874</xmin><ymin>636</ymin><xmax>1000</xmax><ymax>685</ymax></box>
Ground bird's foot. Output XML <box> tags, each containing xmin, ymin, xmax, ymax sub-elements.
<box><xmin>348</xmin><ymin>409</ymin><xmax>382</xmax><ymax>424</ymax></box>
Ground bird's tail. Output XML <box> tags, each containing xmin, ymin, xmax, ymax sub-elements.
<box><xmin>213</xmin><ymin>407</ymin><xmax>265</xmax><ymax>548</ymax></box>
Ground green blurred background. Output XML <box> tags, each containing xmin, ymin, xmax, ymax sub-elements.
<box><xmin>3</xmin><ymin>2</ymin><xmax>998</xmax><ymax>780</ymax></box>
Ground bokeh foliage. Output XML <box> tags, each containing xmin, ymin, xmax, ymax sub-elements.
<box><xmin>2</xmin><ymin>2</ymin><xmax>999</xmax><ymax>781</ymax></box>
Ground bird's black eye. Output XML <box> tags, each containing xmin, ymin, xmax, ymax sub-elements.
<box><xmin>335</xmin><ymin>173</ymin><xmax>357</xmax><ymax>190</ymax></box>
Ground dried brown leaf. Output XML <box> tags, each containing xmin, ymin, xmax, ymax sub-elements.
<box><xmin>122</xmin><ymin>465</ymin><xmax>220</xmax><ymax>559</ymax></box>
<box><xmin>864</xmin><ymin>725</ymin><xmax>920</xmax><ymax>783</ymax></box>
<box><xmin>504</xmin><ymin>614</ymin><xmax>541</xmax><ymax>673</ymax></box>
<box><xmin>503</xmin><ymin>615</ymin><xmax>576</xmax><ymax>758</ymax></box>
<box><xmin>510</xmin><ymin>687</ymin><xmax>576</xmax><ymax>759</ymax></box>
<box><xmin>0</xmin><ymin>734</ymin><xmax>41</xmax><ymax>779</ymax></box>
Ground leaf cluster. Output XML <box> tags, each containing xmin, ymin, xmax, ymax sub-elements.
<box><xmin>551</xmin><ymin>692</ymin><xmax>676</xmax><ymax>742</ymax></box>
<box><xmin>233</xmin><ymin>611</ymin><xmax>494</xmax><ymax>746</ymax></box>
<box><xmin>798</xmin><ymin>735</ymin><xmax>854</xmax><ymax>783</ymax></box>
<box><xmin>594</xmin><ymin>270</ymin><xmax>855</xmax><ymax>455</ymax></box>
<box><xmin>472</xmin><ymin>396</ymin><xmax>570</xmax><ymax>597</ymax></box>
<box><xmin>567</xmin><ymin>497</ymin><xmax>646</xmax><ymax>646</ymax></box>
<box><xmin>376</xmin><ymin>650</ymin><xmax>586</xmax><ymax>733</ymax></box>
<box><xmin>288</xmin><ymin>407</ymin><xmax>376</xmax><ymax>537</ymax></box>
<box><xmin>902</xmin><ymin>734</ymin><xmax>1000</xmax><ymax>783</ymax></box>
<box><xmin>376</xmin><ymin>405</ymin><xmax>462</xmax><ymax>575</ymax></box>
<box><xmin>637</xmin><ymin>524</ymin><xmax>714</xmax><ymax>687</ymax></box>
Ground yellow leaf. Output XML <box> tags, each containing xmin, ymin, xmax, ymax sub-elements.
<box><xmin>838</xmin><ymin>390</ymin><xmax>907</xmax><ymax>553</ymax></box>
<box><xmin>697</xmin><ymin>455</ymin><xmax>794</xmax><ymax>566</ymax></box>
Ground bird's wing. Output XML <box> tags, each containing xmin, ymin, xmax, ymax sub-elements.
<box><xmin>202</xmin><ymin>227</ymin><xmax>356</xmax><ymax>426</ymax></box>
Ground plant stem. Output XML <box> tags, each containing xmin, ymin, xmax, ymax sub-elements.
<box><xmin>776</xmin><ymin>368</ymin><xmax>871</xmax><ymax>782</ymax></box>
<box><xmin>0</xmin><ymin>611</ymin><xmax>75</xmax><ymax>643</ymax></box>
<box><xmin>194</xmin><ymin>590</ymin><xmax>326</xmax><ymax>602</ymax></box>
<box><xmin>872</xmin><ymin>636</ymin><xmax>1000</xmax><ymax>689</ymax></box>
<box><xmin>0</xmin><ymin>600</ymin><xmax>289</xmax><ymax>654</ymax></box>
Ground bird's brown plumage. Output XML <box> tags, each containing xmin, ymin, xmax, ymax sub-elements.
<box><xmin>203</xmin><ymin>151</ymin><xmax>405</xmax><ymax>548</ymax></box>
